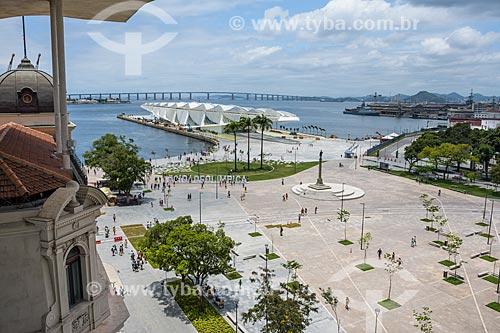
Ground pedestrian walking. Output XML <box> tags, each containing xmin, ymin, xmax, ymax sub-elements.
<box><xmin>124</xmin><ymin>239</ymin><xmax>128</xmax><ymax>248</ymax></box>
<box><xmin>345</xmin><ymin>297</ymin><xmax>350</xmax><ymax>310</ymax></box>
<box><xmin>119</xmin><ymin>286</ymin><xmax>125</xmax><ymax>297</ymax></box>
<box><xmin>280</xmin><ymin>226</ymin><xmax>283</xmax><ymax>236</ymax></box>
<box><xmin>438</xmin><ymin>189</ymin><xmax>441</xmax><ymax>196</ymax></box>
<box><xmin>315</xmin><ymin>207</ymin><xmax>318</xmax><ymax>214</ymax></box>
<box><xmin>112</xmin><ymin>226</ymin><xmax>116</xmax><ymax>236</ymax></box>
<box><xmin>391</xmin><ymin>252</ymin><xmax>395</xmax><ymax>261</ymax></box>
<box><xmin>113</xmin><ymin>214</ymin><xmax>116</xmax><ymax>223</ymax></box>
<box><xmin>151</xmin><ymin>202</ymin><xmax>153</xmax><ymax>208</ymax></box>
<box><xmin>298</xmin><ymin>214</ymin><xmax>301</xmax><ymax>223</ymax></box>
<box><xmin>282</xmin><ymin>178</ymin><xmax>284</xmax><ymax>185</ymax></box>
<box><xmin>413</xmin><ymin>236</ymin><xmax>417</xmax><ymax>247</ymax></box>
<box><xmin>377</xmin><ymin>248</ymin><xmax>382</xmax><ymax>259</ymax></box>
<box><xmin>285</xmin><ymin>193</ymin><xmax>288</xmax><ymax>200</ymax></box>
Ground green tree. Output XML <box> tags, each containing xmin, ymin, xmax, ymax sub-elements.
<box><xmin>419</xmin><ymin>194</ymin><xmax>439</xmax><ymax>222</ymax></box>
<box><xmin>224</xmin><ymin>120</ymin><xmax>241</xmax><ymax>172</ymax></box>
<box><xmin>434</xmin><ymin>215</ymin><xmax>448</xmax><ymax>242</ymax></box>
<box><xmin>319</xmin><ymin>287</ymin><xmax>340</xmax><ymax>333</ymax></box>
<box><xmin>141</xmin><ymin>217</ymin><xmax>236</xmax><ymax>307</ymax></box>
<box><xmin>239</xmin><ymin>117</ymin><xmax>257</xmax><ymax>170</ymax></box>
<box><xmin>413</xmin><ymin>306</ymin><xmax>433</xmax><ymax>333</ymax></box>
<box><xmin>282</xmin><ymin>260</ymin><xmax>302</xmax><ymax>285</ymax></box>
<box><xmin>243</xmin><ymin>266</ymin><xmax>319</xmax><ymax>333</ymax></box>
<box><xmin>338</xmin><ymin>209</ymin><xmax>351</xmax><ymax>241</ymax></box>
<box><xmin>383</xmin><ymin>252</ymin><xmax>403</xmax><ymax>300</ymax></box>
<box><xmin>450</xmin><ymin>143</ymin><xmax>471</xmax><ymax>173</ymax></box>
<box><xmin>404</xmin><ymin>133</ymin><xmax>442</xmax><ymax>173</ymax></box>
<box><xmin>490</xmin><ymin>164</ymin><xmax>500</xmax><ymax>186</ymax></box>
<box><xmin>446</xmin><ymin>233</ymin><xmax>463</xmax><ymax>265</ymax></box>
<box><xmin>475</xmin><ymin>143</ymin><xmax>495</xmax><ymax>179</ymax></box>
<box><xmin>83</xmin><ymin>134</ymin><xmax>151</xmax><ymax>196</ymax></box>
<box><xmin>418</xmin><ymin>146</ymin><xmax>442</xmax><ymax>175</ymax></box>
<box><xmin>358</xmin><ymin>232</ymin><xmax>372</xmax><ymax>263</ymax></box>
<box><xmin>253</xmin><ymin>114</ymin><xmax>274</xmax><ymax>169</ymax></box>
<box><xmin>140</xmin><ymin>216</ymin><xmax>193</xmax><ymax>280</ymax></box>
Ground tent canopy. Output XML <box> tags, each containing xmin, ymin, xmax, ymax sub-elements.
<box><xmin>0</xmin><ymin>0</ymin><xmax>152</xmax><ymax>22</ymax></box>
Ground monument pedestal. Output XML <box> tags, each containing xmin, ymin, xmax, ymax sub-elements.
<box><xmin>308</xmin><ymin>178</ymin><xmax>332</xmax><ymax>190</ymax></box>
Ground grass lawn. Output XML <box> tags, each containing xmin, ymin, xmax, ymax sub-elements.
<box><xmin>143</xmin><ymin>189</ymin><xmax>152</xmax><ymax>193</ymax></box>
<box><xmin>443</xmin><ymin>276</ymin><xmax>464</xmax><ymax>285</ymax></box>
<box><xmin>265</xmin><ymin>223</ymin><xmax>301</xmax><ymax>229</ymax></box>
<box><xmin>486</xmin><ymin>302</ymin><xmax>500</xmax><ymax>313</ymax></box>
<box><xmin>224</xmin><ymin>271</ymin><xmax>242</xmax><ymax>280</ymax></box>
<box><xmin>338</xmin><ymin>240</ymin><xmax>354</xmax><ymax>246</ymax></box>
<box><xmin>248</xmin><ymin>232</ymin><xmax>262</xmax><ymax>237</ymax></box>
<box><xmin>439</xmin><ymin>260</ymin><xmax>455</xmax><ymax>267</ymax></box>
<box><xmin>433</xmin><ymin>240</ymin><xmax>445</xmax><ymax>246</ymax></box>
<box><xmin>479</xmin><ymin>233</ymin><xmax>494</xmax><ymax>239</ymax></box>
<box><xmin>182</xmin><ymin>161</ymin><xmax>319</xmax><ymax>182</ymax></box>
<box><xmin>383</xmin><ymin>170</ymin><xmax>500</xmax><ymax>199</ymax></box>
<box><xmin>483</xmin><ymin>275</ymin><xmax>499</xmax><ymax>284</ymax></box>
<box><xmin>480</xmin><ymin>255</ymin><xmax>498</xmax><ymax>262</ymax></box>
<box><xmin>163</xmin><ymin>207</ymin><xmax>175</xmax><ymax>211</ymax></box>
<box><xmin>121</xmin><ymin>224</ymin><xmax>146</xmax><ymax>238</ymax></box>
<box><xmin>356</xmin><ymin>263</ymin><xmax>375</xmax><ymax>272</ymax></box>
<box><xmin>166</xmin><ymin>280</ymin><xmax>234</xmax><ymax>333</ymax></box>
<box><xmin>476</xmin><ymin>222</ymin><xmax>489</xmax><ymax>227</ymax></box>
<box><xmin>266</xmin><ymin>253</ymin><xmax>280</xmax><ymax>260</ymax></box>
<box><xmin>378</xmin><ymin>299</ymin><xmax>401</xmax><ymax>310</ymax></box>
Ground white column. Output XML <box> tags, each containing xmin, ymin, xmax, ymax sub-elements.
<box><xmin>49</xmin><ymin>0</ymin><xmax>62</xmax><ymax>154</ymax></box>
<box><xmin>54</xmin><ymin>0</ymin><xmax>71</xmax><ymax>170</ymax></box>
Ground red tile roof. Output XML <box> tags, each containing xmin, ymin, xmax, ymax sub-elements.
<box><xmin>0</xmin><ymin>122</ymin><xmax>71</xmax><ymax>202</ymax></box>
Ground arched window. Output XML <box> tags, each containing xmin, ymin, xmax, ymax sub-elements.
<box><xmin>66</xmin><ymin>247</ymin><xmax>83</xmax><ymax>307</ymax></box>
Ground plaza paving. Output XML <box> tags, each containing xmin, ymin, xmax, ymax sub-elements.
<box><xmin>93</xmin><ymin>134</ymin><xmax>500</xmax><ymax>333</ymax></box>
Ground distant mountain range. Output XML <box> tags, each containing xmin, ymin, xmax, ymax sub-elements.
<box><xmin>322</xmin><ymin>91</ymin><xmax>498</xmax><ymax>104</ymax></box>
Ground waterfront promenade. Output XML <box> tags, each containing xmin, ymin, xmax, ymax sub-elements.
<box><xmin>92</xmin><ymin>134</ymin><xmax>500</xmax><ymax>333</ymax></box>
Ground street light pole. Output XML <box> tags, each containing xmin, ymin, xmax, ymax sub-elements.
<box><xmin>360</xmin><ymin>203</ymin><xmax>365</xmax><ymax>250</ymax></box>
<box><xmin>199</xmin><ymin>192</ymin><xmax>203</xmax><ymax>224</ymax></box>
<box><xmin>265</xmin><ymin>244</ymin><xmax>269</xmax><ymax>332</ymax></box>
<box><xmin>375</xmin><ymin>308</ymin><xmax>380</xmax><ymax>333</ymax></box>
<box><xmin>235</xmin><ymin>300</ymin><xmax>239</xmax><ymax>333</ymax></box>
<box><xmin>487</xmin><ymin>200</ymin><xmax>495</xmax><ymax>245</ymax></box>
<box><xmin>341</xmin><ymin>183</ymin><xmax>345</xmax><ymax>212</ymax></box>
<box><xmin>483</xmin><ymin>185</ymin><xmax>489</xmax><ymax>220</ymax></box>
<box><xmin>294</xmin><ymin>147</ymin><xmax>297</xmax><ymax>173</ymax></box>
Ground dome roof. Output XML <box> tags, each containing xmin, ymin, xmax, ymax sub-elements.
<box><xmin>0</xmin><ymin>57</ymin><xmax>54</xmax><ymax>114</ymax></box>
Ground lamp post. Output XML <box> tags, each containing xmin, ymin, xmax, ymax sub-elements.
<box><xmin>199</xmin><ymin>191</ymin><xmax>203</xmax><ymax>224</ymax></box>
<box><xmin>235</xmin><ymin>299</ymin><xmax>239</xmax><ymax>333</ymax></box>
<box><xmin>294</xmin><ymin>147</ymin><xmax>297</xmax><ymax>173</ymax></box>
<box><xmin>374</xmin><ymin>308</ymin><xmax>380</xmax><ymax>333</ymax></box>
<box><xmin>487</xmin><ymin>199</ymin><xmax>495</xmax><ymax>245</ymax></box>
<box><xmin>483</xmin><ymin>185</ymin><xmax>489</xmax><ymax>220</ymax></box>
<box><xmin>264</xmin><ymin>244</ymin><xmax>269</xmax><ymax>332</ymax></box>
<box><xmin>497</xmin><ymin>264</ymin><xmax>500</xmax><ymax>303</ymax></box>
<box><xmin>360</xmin><ymin>203</ymin><xmax>365</xmax><ymax>250</ymax></box>
<box><xmin>341</xmin><ymin>183</ymin><xmax>345</xmax><ymax>212</ymax></box>
<box><xmin>216</xmin><ymin>166</ymin><xmax>219</xmax><ymax>199</ymax></box>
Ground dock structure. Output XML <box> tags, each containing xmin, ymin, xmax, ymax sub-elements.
<box><xmin>67</xmin><ymin>91</ymin><xmax>320</xmax><ymax>102</ymax></box>
<box><xmin>117</xmin><ymin>115</ymin><xmax>219</xmax><ymax>145</ymax></box>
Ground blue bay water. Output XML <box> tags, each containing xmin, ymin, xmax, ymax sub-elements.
<box><xmin>70</xmin><ymin>100</ymin><xmax>444</xmax><ymax>160</ymax></box>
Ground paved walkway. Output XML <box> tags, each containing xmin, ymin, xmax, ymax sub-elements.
<box><xmin>93</xmin><ymin>135</ymin><xmax>500</xmax><ymax>333</ymax></box>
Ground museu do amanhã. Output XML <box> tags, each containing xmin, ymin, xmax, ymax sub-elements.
<box><xmin>141</xmin><ymin>101</ymin><xmax>300</xmax><ymax>133</ymax></box>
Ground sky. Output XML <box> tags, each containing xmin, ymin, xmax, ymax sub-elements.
<box><xmin>1</xmin><ymin>0</ymin><xmax>499</xmax><ymax>97</ymax></box>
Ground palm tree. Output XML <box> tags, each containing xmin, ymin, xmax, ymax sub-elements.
<box><xmin>239</xmin><ymin>117</ymin><xmax>257</xmax><ymax>170</ymax></box>
<box><xmin>253</xmin><ymin>114</ymin><xmax>273</xmax><ymax>169</ymax></box>
<box><xmin>224</xmin><ymin>120</ymin><xmax>240</xmax><ymax>172</ymax></box>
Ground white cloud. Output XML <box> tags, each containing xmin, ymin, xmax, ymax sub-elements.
<box><xmin>421</xmin><ymin>26</ymin><xmax>500</xmax><ymax>55</ymax></box>
<box><xmin>234</xmin><ymin>46</ymin><xmax>282</xmax><ymax>64</ymax></box>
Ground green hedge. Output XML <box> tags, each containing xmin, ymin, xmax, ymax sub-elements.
<box><xmin>167</xmin><ymin>280</ymin><xmax>234</xmax><ymax>333</ymax></box>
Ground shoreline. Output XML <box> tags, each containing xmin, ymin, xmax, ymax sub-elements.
<box><xmin>117</xmin><ymin>114</ymin><xmax>219</xmax><ymax>146</ymax></box>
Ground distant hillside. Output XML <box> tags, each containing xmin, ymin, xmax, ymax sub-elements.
<box><xmin>435</xmin><ymin>92</ymin><xmax>465</xmax><ymax>103</ymax></box>
<box><xmin>405</xmin><ymin>91</ymin><xmax>447</xmax><ymax>104</ymax></box>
